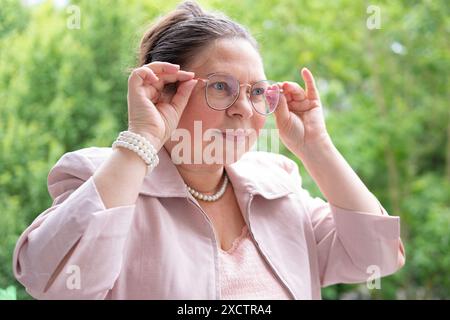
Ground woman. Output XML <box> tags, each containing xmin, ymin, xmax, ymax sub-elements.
<box><xmin>13</xmin><ymin>1</ymin><xmax>405</xmax><ymax>300</ymax></box>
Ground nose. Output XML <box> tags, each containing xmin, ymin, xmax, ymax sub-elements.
<box><xmin>226</xmin><ymin>84</ymin><xmax>253</xmax><ymax>119</ymax></box>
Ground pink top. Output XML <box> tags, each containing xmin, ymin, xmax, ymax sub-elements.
<box><xmin>219</xmin><ymin>225</ymin><xmax>292</xmax><ymax>299</ymax></box>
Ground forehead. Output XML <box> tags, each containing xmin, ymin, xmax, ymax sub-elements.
<box><xmin>190</xmin><ymin>38</ymin><xmax>266</xmax><ymax>82</ymax></box>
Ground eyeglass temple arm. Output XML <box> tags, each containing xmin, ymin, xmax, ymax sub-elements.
<box><xmin>193</xmin><ymin>77</ymin><xmax>208</xmax><ymax>82</ymax></box>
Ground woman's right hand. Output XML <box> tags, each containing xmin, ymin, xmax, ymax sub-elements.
<box><xmin>127</xmin><ymin>61</ymin><xmax>198</xmax><ymax>151</ymax></box>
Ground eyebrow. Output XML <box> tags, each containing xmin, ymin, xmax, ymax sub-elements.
<box><xmin>205</xmin><ymin>72</ymin><xmax>265</xmax><ymax>84</ymax></box>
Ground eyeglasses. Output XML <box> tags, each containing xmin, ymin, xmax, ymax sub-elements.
<box><xmin>194</xmin><ymin>73</ymin><xmax>283</xmax><ymax>115</ymax></box>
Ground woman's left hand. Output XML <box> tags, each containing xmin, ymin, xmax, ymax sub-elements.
<box><xmin>274</xmin><ymin>68</ymin><xmax>331</xmax><ymax>157</ymax></box>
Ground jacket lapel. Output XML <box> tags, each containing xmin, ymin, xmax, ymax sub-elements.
<box><xmin>138</xmin><ymin>147</ymin><xmax>295</xmax><ymax>200</ymax></box>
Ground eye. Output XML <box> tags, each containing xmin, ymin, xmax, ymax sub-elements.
<box><xmin>212</xmin><ymin>82</ymin><xmax>228</xmax><ymax>91</ymax></box>
<box><xmin>251</xmin><ymin>87</ymin><xmax>265</xmax><ymax>96</ymax></box>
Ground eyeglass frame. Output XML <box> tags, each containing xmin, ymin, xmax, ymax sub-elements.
<box><xmin>194</xmin><ymin>72</ymin><xmax>283</xmax><ymax>116</ymax></box>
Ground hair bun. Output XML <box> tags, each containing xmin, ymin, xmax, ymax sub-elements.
<box><xmin>176</xmin><ymin>1</ymin><xmax>204</xmax><ymax>18</ymax></box>
<box><xmin>138</xmin><ymin>0</ymin><xmax>258</xmax><ymax>67</ymax></box>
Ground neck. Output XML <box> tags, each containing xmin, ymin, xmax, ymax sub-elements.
<box><xmin>176</xmin><ymin>164</ymin><xmax>225</xmax><ymax>194</ymax></box>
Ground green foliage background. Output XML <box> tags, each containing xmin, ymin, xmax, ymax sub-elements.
<box><xmin>0</xmin><ymin>0</ymin><xmax>449</xmax><ymax>300</ymax></box>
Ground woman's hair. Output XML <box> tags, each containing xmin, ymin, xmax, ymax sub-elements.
<box><xmin>137</xmin><ymin>1</ymin><xmax>259</xmax><ymax>68</ymax></box>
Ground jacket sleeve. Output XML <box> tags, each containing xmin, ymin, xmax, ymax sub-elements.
<box><xmin>13</xmin><ymin>149</ymin><xmax>136</xmax><ymax>299</ymax></box>
<box><xmin>283</xmin><ymin>156</ymin><xmax>405</xmax><ymax>287</ymax></box>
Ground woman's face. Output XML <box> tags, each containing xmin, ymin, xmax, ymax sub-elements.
<box><xmin>164</xmin><ymin>38</ymin><xmax>267</xmax><ymax>166</ymax></box>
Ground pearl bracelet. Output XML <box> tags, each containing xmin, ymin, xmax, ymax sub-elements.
<box><xmin>112</xmin><ymin>131</ymin><xmax>160</xmax><ymax>172</ymax></box>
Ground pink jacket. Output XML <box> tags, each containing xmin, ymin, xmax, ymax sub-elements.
<box><xmin>13</xmin><ymin>146</ymin><xmax>405</xmax><ymax>299</ymax></box>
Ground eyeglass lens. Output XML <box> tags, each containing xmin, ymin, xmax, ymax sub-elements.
<box><xmin>205</xmin><ymin>74</ymin><xmax>280</xmax><ymax>114</ymax></box>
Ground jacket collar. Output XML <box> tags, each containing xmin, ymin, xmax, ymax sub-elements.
<box><xmin>139</xmin><ymin>146</ymin><xmax>294</xmax><ymax>199</ymax></box>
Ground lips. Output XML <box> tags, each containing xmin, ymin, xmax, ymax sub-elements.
<box><xmin>218</xmin><ymin>129</ymin><xmax>252</xmax><ymax>137</ymax></box>
<box><xmin>219</xmin><ymin>131</ymin><xmax>249</xmax><ymax>141</ymax></box>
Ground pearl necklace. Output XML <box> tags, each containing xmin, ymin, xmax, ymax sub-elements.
<box><xmin>185</xmin><ymin>172</ymin><xmax>229</xmax><ymax>202</ymax></box>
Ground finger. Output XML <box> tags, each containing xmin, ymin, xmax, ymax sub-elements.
<box><xmin>170</xmin><ymin>79</ymin><xmax>198</xmax><ymax>116</ymax></box>
<box><xmin>128</xmin><ymin>66</ymin><xmax>159</xmax><ymax>90</ymax></box>
<box><xmin>282</xmin><ymin>82</ymin><xmax>306</xmax><ymax>102</ymax></box>
<box><xmin>161</xmin><ymin>70</ymin><xmax>195</xmax><ymax>83</ymax></box>
<box><xmin>144</xmin><ymin>61</ymin><xmax>180</xmax><ymax>74</ymax></box>
<box><xmin>149</xmin><ymin>70</ymin><xmax>195</xmax><ymax>91</ymax></box>
<box><xmin>301</xmin><ymin>67</ymin><xmax>319</xmax><ymax>100</ymax></box>
<box><xmin>290</xmin><ymin>99</ymin><xmax>315</xmax><ymax>112</ymax></box>
<box><xmin>282</xmin><ymin>81</ymin><xmax>321</xmax><ymax>112</ymax></box>
<box><xmin>273</xmin><ymin>86</ymin><xmax>291</xmax><ymax>129</ymax></box>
